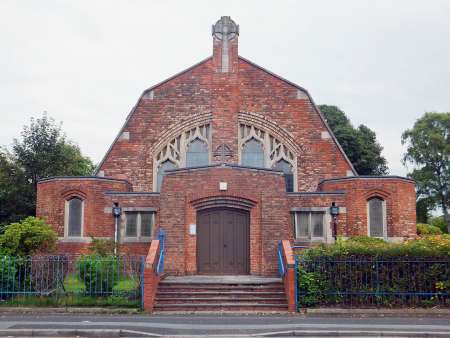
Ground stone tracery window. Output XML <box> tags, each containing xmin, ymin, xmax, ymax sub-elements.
<box><xmin>242</xmin><ymin>138</ymin><xmax>264</xmax><ymax>167</ymax></box>
<box><xmin>154</xmin><ymin>124</ymin><xmax>211</xmax><ymax>191</ymax></box>
<box><xmin>239</xmin><ymin>124</ymin><xmax>297</xmax><ymax>191</ymax></box>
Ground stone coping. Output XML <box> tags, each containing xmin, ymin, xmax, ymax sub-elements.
<box><xmin>319</xmin><ymin>175</ymin><xmax>414</xmax><ymax>184</ymax></box>
<box><xmin>38</xmin><ymin>176</ymin><xmax>130</xmax><ymax>184</ymax></box>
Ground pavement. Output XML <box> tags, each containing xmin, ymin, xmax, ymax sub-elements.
<box><xmin>0</xmin><ymin>312</ymin><xmax>449</xmax><ymax>337</ymax></box>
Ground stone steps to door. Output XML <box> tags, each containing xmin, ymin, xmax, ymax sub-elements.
<box><xmin>156</xmin><ymin>297</ymin><xmax>287</xmax><ymax>304</ymax></box>
<box><xmin>154</xmin><ymin>276</ymin><xmax>288</xmax><ymax>312</ymax></box>
<box><xmin>153</xmin><ymin>302</ymin><xmax>288</xmax><ymax>312</ymax></box>
<box><xmin>157</xmin><ymin>291</ymin><xmax>285</xmax><ymax>298</ymax></box>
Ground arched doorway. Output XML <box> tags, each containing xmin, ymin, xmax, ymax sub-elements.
<box><xmin>197</xmin><ymin>208</ymin><xmax>249</xmax><ymax>274</ymax></box>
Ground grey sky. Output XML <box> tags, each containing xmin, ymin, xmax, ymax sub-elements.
<box><xmin>1</xmin><ymin>0</ymin><xmax>449</xmax><ymax>176</ymax></box>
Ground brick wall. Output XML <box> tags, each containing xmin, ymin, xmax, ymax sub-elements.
<box><xmin>97</xmin><ymin>54</ymin><xmax>354</xmax><ymax>193</ymax></box>
<box><xmin>319</xmin><ymin>177</ymin><xmax>416</xmax><ymax>238</ymax></box>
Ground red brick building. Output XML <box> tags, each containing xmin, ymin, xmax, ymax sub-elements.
<box><xmin>36</xmin><ymin>17</ymin><xmax>416</xmax><ymax>277</ymax></box>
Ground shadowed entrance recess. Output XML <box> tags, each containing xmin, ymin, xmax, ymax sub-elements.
<box><xmin>197</xmin><ymin>208</ymin><xmax>249</xmax><ymax>274</ymax></box>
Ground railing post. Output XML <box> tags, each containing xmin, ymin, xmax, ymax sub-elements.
<box><xmin>280</xmin><ymin>240</ymin><xmax>297</xmax><ymax>313</ymax></box>
<box><xmin>143</xmin><ymin>239</ymin><xmax>161</xmax><ymax>312</ymax></box>
<box><xmin>140</xmin><ymin>256</ymin><xmax>145</xmax><ymax>310</ymax></box>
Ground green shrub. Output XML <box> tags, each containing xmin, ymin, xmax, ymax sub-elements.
<box><xmin>76</xmin><ymin>255</ymin><xmax>121</xmax><ymax>294</ymax></box>
<box><xmin>0</xmin><ymin>217</ymin><xmax>57</xmax><ymax>256</ymax></box>
<box><xmin>430</xmin><ymin>217</ymin><xmax>448</xmax><ymax>234</ymax></box>
<box><xmin>112</xmin><ymin>278</ymin><xmax>139</xmax><ymax>296</ymax></box>
<box><xmin>296</xmin><ymin>235</ymin><xmax>450</xmax><ymax>308</ymax></box>
<box><xmin>63</xmin><ymin>275</ymin><xmax>86</xmax><ymax>293</ymax></box>
<box><xmin>417</xmin><ymin>223</ymin><xmax>443</xmax><ymax>235</ymax></box>
<box><xmin>89</xmin><ymin>236</ymin><xmax>117</xmax><ymax>256</ymax></box>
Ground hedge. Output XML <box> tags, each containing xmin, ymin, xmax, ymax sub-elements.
<box><xmin>295</xmin><ymin>236</ymin><xmax>450</xmax><ymax>308</ymax></box>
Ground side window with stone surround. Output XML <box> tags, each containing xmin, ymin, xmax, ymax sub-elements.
<box><xmin>124</xmin><ymin>211</ymin><xmax>154</xmax><ymax>239</ymax></box>
<box><xmin>65</xmin><ymin>197</ymin><xmax>83</xmax><ymax>237</ymax></box>
<box><xmin>368</xmin><ymin>197</ymin><xmax>386</xmax><ymax>238</ymax></box>
<box><xmin>294</xmin><ymin>211</ymin><xmax>325</xmax><ymax>241</ymax></box>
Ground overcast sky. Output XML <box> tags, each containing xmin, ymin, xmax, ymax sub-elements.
<box><xmin>1</xmin><ymin>0</ymin><xmax>449</xmax><ymax>176</ymax></box>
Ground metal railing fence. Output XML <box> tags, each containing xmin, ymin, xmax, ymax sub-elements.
<box><xmin>0</xmin><ymin>255</ymin><xmax>144</xmax><ymax>308</ymax></box>
<box><xmin>296</xmin><ymin>256</ymin><xmax>450</xmax><ymax>308</ymax></box>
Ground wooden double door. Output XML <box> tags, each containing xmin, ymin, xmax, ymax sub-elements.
<box><xmin>197</xmin><ymin>208</ymin><xmax>249</xmax><ymax>274</ymax></box>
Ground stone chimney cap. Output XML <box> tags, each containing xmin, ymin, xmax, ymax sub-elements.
<box><xmin>212</xmin><ymin>16</ymin><xmax>239</xmax><ymax>40</ymax></box>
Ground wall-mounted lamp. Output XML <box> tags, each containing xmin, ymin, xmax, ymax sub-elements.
<box><xmin>112</xmin><ymin>202</ymin><xmax>122</xmax><ymax>255</ymax></box>
<box><xmin>330</xmin><ymin>202</ymin><xmax>340</xmax><ymax>241</ymax></box>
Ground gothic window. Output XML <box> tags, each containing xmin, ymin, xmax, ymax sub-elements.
<box><xmin>186</xmin><ymin>138</ymin><xmax>209</xmax><ymax>167</ymax></box>
<box><xmin>239</xmin><ymin>123</ymin><xmax>297</xmax><ymax>191</ymax></box>
<box><xmin>294</xmin><ymin>211</ymin><xmax>325</xmax><ymax>241</ymax></box>
<box><xmin>157</xmin><ymin>160</ymin><xmax>177</xmax><ymax>192</ymax></box>
<box><xmin>368</xmin><ymin>197</ymin><xmax>386</xmax><ymax>238</ymax></box>
<box><xmin>154</xmin><ymin>124</ymin><xmax>211</xmax><ymax>191</ymax></box>
<box><xmin>65</xmin><ymin>197</ymin><xmax>83</xmax><ymax>237</ymax></box>
<box><xmin>242</xmin><ymin>138</ymin><xmax>264</xmax><ymax>167</ymax></box>
<box><xmin>272</xmin><ymin>159</ymin><xmax>294</xmax><ymax>192</ymax></box>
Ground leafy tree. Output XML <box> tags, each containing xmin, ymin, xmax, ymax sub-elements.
<box><xmin>0</xmin><ymin>113</ymin><xmax>94</xmax><ymax>224</ymax></box>
<box><xmin>402</xmin><ymin>112</ymin><xmax>450</xmax><ymax>232</ymax></box>
<box><xmin>0</xmin><ymin>149</ymin><xmax>34</xmax><ymax>226</ymax></box>
<box><xmin>12</xmin><ymin>114</ymin><xmax>94</xmax><ymax>190</ymax></box>
<box><xmin>318</xmin><ymin>105</ymin><xmax>388</xmax><ymax>175</ymax></box>
<box><xmin>0</xmin><ymin>216</ymin><xmax>57</xmax><ymax>256</ymax></box>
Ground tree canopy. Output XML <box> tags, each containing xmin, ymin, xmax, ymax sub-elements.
<box><xmin>0</xmin><ymin>113</ymin><xmax>94</xmax><ymax>225</ymax></box>
<box><xmin>402</xmin><ymin>112</ymin><xmax>450</xmax><ymax>231</ymax></box>
<box><xmin>318</xmin><ymin>105</ymin><xmax>388</xmax><ymax>175</ymax></box>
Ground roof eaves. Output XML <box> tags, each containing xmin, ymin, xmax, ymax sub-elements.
<box><xmin>94</xmin><ymin>56</ymin><xmax>213</xmax><ymax>175</ymax></box>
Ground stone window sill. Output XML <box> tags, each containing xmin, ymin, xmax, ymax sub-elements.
<box><xmin>121</xmin><ymin>237</ymin><xmax>152</xmax><ymax>243</ymax></box>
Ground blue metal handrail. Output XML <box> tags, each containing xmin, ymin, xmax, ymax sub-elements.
<box><xmin>277</xmin><ymin>240</ymin><xmax>286</xmax><ymax>277</ymax></box>
<box><xmin>156</xmin><ymin>229</ymin><xmax>165</xmax><ymax>275</ymax></box>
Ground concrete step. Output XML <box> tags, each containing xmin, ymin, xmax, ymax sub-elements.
<box><xmin>156</xmin><ymin>291</ymin><xmax>285</xmax><ymax>298</ymax></box>
<box><xmin>153</xmin><ymin>302</ymin><xmax>288</xmax><ymax>312</ymax></box>
<box><xmin>157</xmin><ymin>285</ymin><xmax>284</xmax><ymax>292</ymax></box>
<box><xmin>155</xmin><ymin>297</ymin><xmax>287</xmax><ymax>304</ymax></box>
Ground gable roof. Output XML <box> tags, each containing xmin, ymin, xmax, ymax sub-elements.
<box><xmin>95</xmin><ymin>56</ymin><xmax>358</xmax><ymax>176</ymax></box>
<box><xmin>238</xmin><ymin>56</ymin><xmax>357</xmax><ymax>176</ymax></box>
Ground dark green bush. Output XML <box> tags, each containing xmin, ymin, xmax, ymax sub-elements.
<box><xmin>430</xmin><ymin>217</ymin><xmax>448</xmax><ymax>234</ymax></box>
<box><xmin>76</xmin><ymin>255</ymin><xmax>121</xmax><ymax>295</ymax></box>
<box><xmin>296</xmin><ymin>236</ymin><xmax>450</xmax><ymax>308</ymax></box>
<box><xmin>417</xmin><ymin>223</ymin><xmax>443</xmax><ymax>235</ymax></box>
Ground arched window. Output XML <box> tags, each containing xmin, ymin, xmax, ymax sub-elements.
<box><xmin>157</xmin><ymin>160</ymin><xmax>177</xmax><ymax>192</ymax></box>
<box><xmin>242</xmin><ymin>138</ymin><xmax>264</xmax><ymax>167</ymax></box>
<box><xmin>186</xmin><ymin>138</ymin><xmax>209</xmax><ymax>167</ymax></box>
<box><xmin>368</xmin><ymin>197</ymin><xmax>386</xmax><ymax>238</ymax></box>
<box><xmin>273</xmin><ymin>159</ymin><xmax>294</xmax><ymax>192</ymax></box>
<box><xmin>66</xmin><ymin>197</ymin><xmax>83</xmax><ymax>237</ymax></box>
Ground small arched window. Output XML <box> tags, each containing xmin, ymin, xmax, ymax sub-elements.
<box><xmin>66</xmin><ymin>197</ymin><xmax>83</xmax><ymax>237</ymax></box>
<box><xmin>272</xmin><ymin>159</ymin><xmax>294</xmax><ymax>192</ymax></box>
<box><xmin>242</xmin><ymin>138</ymin><xmax>264</xmax><ymax>168</ymax></box>
<box><xmin>368</xmin><ymin>197</ymin><xmax>386</xmax><ymax>238</ymax></box>
<box><xmin>186</xmin><ymin>138</ymin><xmax>209</xmax><ymax>167</ymax></box>
<box><xmin>157</xmin><ymin>160</ymin><xmax>177</xmax><ymax>192</ymax></box>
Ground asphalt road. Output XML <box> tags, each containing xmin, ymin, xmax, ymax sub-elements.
<box><xmin>0</xmin><ymin>313</ymin><xmax>449</xmax><ymax>336</ymax></box>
